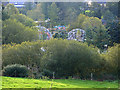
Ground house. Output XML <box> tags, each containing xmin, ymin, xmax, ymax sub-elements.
<box><xmin>9</xmin><ymin>0</ymin><xmax>26</xmax><ymax>8</ymax></box>
<box><xmin>4</xmin><ymin>0</ymin><xmax>35</xmax><ymax>8</ymax></box>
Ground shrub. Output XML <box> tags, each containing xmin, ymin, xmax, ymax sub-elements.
<box><xmin>41</xmin><ymin>69</ymin><xmax>53</xmax><ymax>79</ymax></box>
<box><xmin>2</xmin><ymin>19</ymin><xmax>39</xmax><ymax>44</ymax></box>
<box><xmin>101</xmin><ymin>44</ymin><xmax>119</xmax><ymax>79</ymax></box>
<box><xmin>2</xmin><ymin>39</ymin><xmax>104</xmax><ymax>79</ymax></box>
<box><xmin>3</xmin><ymin>64</ymin><xmax>29</xmax><ymax>77</ymax></box>
<box><xmin>41</xmin><ymin>39</ymin><xmax>103</xmax><ymax>79</ymax></box>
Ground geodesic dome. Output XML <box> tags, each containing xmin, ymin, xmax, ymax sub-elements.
<box><xmin>68</xmin><ymin>28</ymin><xmax>86</xmax><ymax>41</ymax></box>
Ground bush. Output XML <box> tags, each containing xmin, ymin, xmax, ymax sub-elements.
<box><xmin>3</xmin><ymin>64</ymin><xmax>29</xmax><ymax>77</ymax></box>
<box><xmin>2</xmin><ymin>39</ymin><xmax>104</xmax><ymax>79</ymax></box>
<box><xmin>41</xmin><ymin>69</ymin><xmax>53</xmax><ymax>79</ymax></box>
<box><xmin>10</xmin><ymin>14</ymin><xmax>36</xmax><ymax>27</ymax></box>
<box><xmin>2</xmin><ymin>19</ymin><xmax>39</xmax><ymax>44</ymax></box>
<box><xmin>101</xmin><ymin>44</ymin><xmax>119</xmax><ymax>79</ymax></box>
<box><xmin>41</xmin><ymin>39</ymin><xmax>103</xmax><ymax>79</ymax></box>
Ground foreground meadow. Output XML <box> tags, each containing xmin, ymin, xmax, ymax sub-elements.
<box><xmin>1</xmin><ymin>76</ymin><xmax>118</xmax><ymax>88</ymax></box>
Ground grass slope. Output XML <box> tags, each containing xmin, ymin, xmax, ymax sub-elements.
<box><xmin>1</xmin><ymin>76</ymin><xmax>118</xmax><ymax>88</ymax></box>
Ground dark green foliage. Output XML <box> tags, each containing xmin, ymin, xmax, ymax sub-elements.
<box><xmin>3</xmin><ymin>4</ymin><xmax>19</xmax><ymax>16</ymax></box>
<box><xmin>103</xmin><ymin>11</ymin><xmax>119</xmax><ymax>45</ymax></box>
<box><xmin>3</xmin><ymin>64</ymin><xmax>29</xmax><ymax>77</ymax></box>
<box><xmin>41</xmin><ymin>2</ymin><xmax>52</xmax><ymax>19</ymax></box>
<box><xmin>41</xmin><ymin>69</ymin><xmax>53</xmax><ymax>78</ymax></box>
<box><xmin>2</xmin><ymin>41</ymin><xmax>43</xmax><ymax>68</ymax></box>
<box><xmin>2</xmin><ymin>11</ymin><xmax>10</xmax><ymax>21</ymax></box>
<box><xmin>2</xmin><ymin>39</ymin><xmax>103</xmax><ymax>79</ymax></box>
<box><xmin>27</xmin><ymin>3</ymin><xmax>44</xmax><ymax>21</ymax></box>
<box><xmin>24</xmin><ymin>2</ymin><xmax>35</xmax><ymax>11</ymax></box>
<box><xmin>2</xmin><ymin>4</ymin><xmax>10</xmax><ymax>21</ymax></box>
<box><xmin>53</xmin><ymin>33</ymin><xmax>60</xmax><ymax>38</ymax></box>
<box><xmin>2</xmin><ymin>39</ymin><xmax>119</xmax><ymax>80</ymax></box>
<box><xmin>108</xmin><ymin>21</ymin><xmax>120</xmax><ymax>45</ymax></box>
<box><xmin>48</xmin><ymin>2</ymin><xmax>59</xmax><ymax>27</ymax></box>
<box><xmin>101</xmin><ymin>44</ymin><xmax>119</xmax><ymax>78</ymax></box>
<box><xmin>67</xmin><ymin>14</ymin><xmax>110</xmax><ymax>50</ymax></box>
<box><xmin>40</xmin><ymin>39</ymin><xmax>104</xmax><ymax>79</ymax></box>
<box><xmin>106</xmin><ymin>2</ymin><xmax>118</xmax><ymax>17</ymax></box>
<box><xmin>2</xmin><ymin>19</ymin><xmax>39</xmax><ymax>44</ymax></box>
<box><xmin>10</xmin><ymin>14</ymin><xmax>36</xmax><ymax>27</ymax></box>
<box><xmin>53</xmin><ymin>32</ymin><xmax>67</xmax><ymax>39</ymax></box>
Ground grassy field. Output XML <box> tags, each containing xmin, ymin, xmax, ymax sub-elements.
<box><xmin>1</xmin><ymin>76</ymin><xmax>118</xmax><ymax>88</ymax></box>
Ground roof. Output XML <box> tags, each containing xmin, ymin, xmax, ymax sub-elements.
<box><xmin>9</xmin><ymin>0</ymin><xmax>28</xmax><ymax>3</ymax></box>
<box><xmin>14</xmin><ymin>5</ymin><xmax>25</xmax><ymax>8</ymax></box>
<box><xmin>9</xmin><ymin>0</ymin><xmax>34</xmax><ymax>8</ymax></box>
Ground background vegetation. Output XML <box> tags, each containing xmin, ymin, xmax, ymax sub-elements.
<box><xmin>2</xmin><ymin>39</ymin><xmax>119</xmax><ymax>80</ymax></box>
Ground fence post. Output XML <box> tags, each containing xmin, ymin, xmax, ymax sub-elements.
<box><xmin>91</xmin><ymin>73</ymin><xmax>93</xmax><ymax>80</ymax></box>
<box><xmin>50</xmin><ymin>72</ymin><xmax>55</xmax><ymax>88</ymax></box>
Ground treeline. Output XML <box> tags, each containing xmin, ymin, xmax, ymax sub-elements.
<box><xmin>24</xmin><ymin>2</ymin><xmax>118</xmax><ymax>25</ymax></box>
<box><xmin>2</xmin><ymin>39</ymin><xmax>119</xmax><ymax>80</ymax></box>
<box><xmin>2</xmin><ymin>2</ymin><xmax>119</xmax><ymax>48</ymax></box>
<box><xmin>24</xmin><ymin>2</ymin><xmax>119</xmax><ymax>47</ymax></box>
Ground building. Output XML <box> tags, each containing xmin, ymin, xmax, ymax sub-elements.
<box><xmin>4</xmin><ymin>0</ymin><xmax>35</xmax><ymax>8</ymax></box>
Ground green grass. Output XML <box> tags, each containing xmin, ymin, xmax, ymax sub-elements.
<box><xmin>0</xmin><ymin>76</ymin><xmax>118</xmax><ymax>88</ymax></box>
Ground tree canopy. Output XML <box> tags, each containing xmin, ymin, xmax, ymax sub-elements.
<box><xmin>27</xmin><ymin>3</ymin><xmax>45</xmax><ymax>21</ymax></box>
<box><xmin>10</xmin><ymin>14</ymin><xmax>36</xmax><ymax>27</ymax></box>
<box><xmin>3</xmin><ymin>4</ymin><xmax>19</xmax><ymax>16</ymax></box>
<box><xmin>2</xmin><ymin>19</ymin><xmax>39</xmax><ymax>44</ymax></box>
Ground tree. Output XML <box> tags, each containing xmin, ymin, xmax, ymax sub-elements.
<box><xmin>2</xmin><ymin>4</ymin><xmax>10</xmax><ymax>21</ymax></box>
<box><xmin>85</xmin><ymin>10</ymin><xmax>94</xmax><ymax>17</ymax></box>
<box><xmin>76</xmin><ymin>30</ymin><xmax>81</xmax><ymax>40</ymax></box>
<box><xmin>102</xmin><ymin>44</ymin><xmax>119</xmax><ymax>78</ymax></box>
<box><xmin>48</xmin><ymin>2</ymin><xmax>59</xmax><ymax>27</ymax></box>
<box><xmin>41</xmin><ymin>2</ymin><xmax>52</xmax><ymax>19</ymax></box>
<box><xmin>68</xmin><ymin>14</ymin><xmax>110</xmax><ymax>50</ymax></box>
<box><xmin>2</xmin><ymin>19</ymin><xmax>39</xmax><ymax>44</ymax></box>
<box><xmin>3</xmin><ymin>4</ymin><xmax>19</xmax><ymax>16</ymax></box>
<box><xmin>2</xmin><ymin>39</ymin><xmax>106</xmax><ymax>79</ymax></box>
<box><xmin>24</xmin><ymin>2</ymin><xmax>35</xmax><ymax>11</ymax></box>
<box><xmin>89</xmin><ymin>2</ymin><xmax>102</xmax><ymax>19</ymax></box>
<box><xmin>53</xmin><ymin>31</ymin><xmax>67</xmax><ymax>39</ymax></box>
<box><xmin>27</xmin><ymin>3</ymin><xmax>45</xmax><ymax>21</ymax></box>
<box><xmin>65</xmin><ymin>7</ymin><xmax>77</xmax><ymax>25</ymax></box>
<box><xmin>82</xmin><ymin>16</ymin><xmax>110</xmax><ymax>49</ymax></box>
<box><xmin>18</xmin><ymin>2</ymin><xmax>36</xmax><ymax>15</ymax></box>
<box><xmin>106</xmin><ymin>2</ymin><xmax>118</xmax><ymax>17</ymax></box>
<box><xmin>107</xmin><ymin>19</ymin><xmax>120</xmax><ymax>45</ymax></box>
<box><xmin>10</xmin><ymin>14</ymin><xmax>36</xmax><ymax>27</ymax></box>
<box><xmin>101</xmin><ymin>9</ymin><xmax>119</xmax><ymax>45</ymax></box>
<box><xmin>2</xmin><ymin>41</ymin><xmax>44</xmax><ymax>77</ymax></box>
<box><xmin>41</xmin><ymin>39</ymin><xmax>103</xmax><ymax>78</ymax></box>
<box><xmin>67</xmin><ymin>14</ymin><xmax>88</xmax><ymax>32</ymax></box>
